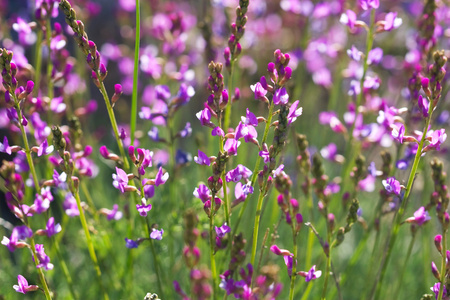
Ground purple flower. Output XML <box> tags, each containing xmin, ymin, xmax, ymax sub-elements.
<box><xmin>305</xmin><ymin>265</ymin><xmax>322</xmax><ymax>282</ymax></box>
<box><xmin>270</xmin><ymin>245</ymin><xmax>293</xmax><ymax>256</ymax></box>
<box><xmin>431</xmin><ymin>282</ymin><xmax>448</xmax><ymax>300</ymax></box>
<box><xmin>340</xmin><ymin>10</ymin><xmax>357</xmax><ymax>30</ymax></box>
<box><xmin>235</xmin><ymin>122</ymin><xmax>258</xmax><ymax>143</ymax></box>
<box><xmin>2</xmin><ymin>225</ymin><xmax>33</xmax><ymax>252</ymax></box>
<box><xmin>259</xmin><ymin>147</ymin><xmax>270</xmax><ymax>164</ymax></box>
<box><xmin>418</xmin><ymin>95</ymin><xmax>430</xmax><ymax>118</ymax></box>
<box><xmin>179</xmin><ymin>122</ymin><xmax>192</xmax><ymax>138</ymax></box>
<box><xmin>284</xmin><ymin>256</ymin><xmax>295</xmax><ymax>277</ymax></box>
<box><xmin>45</xmin><ymin>217</ymin><xmax>61</xmax><ymax>237</ymax></box>
<box><xmin>136</xmin><ymin>198</ymin><xmax>152</xmax><ymax>217</ymax></box>
<box><xmin>148</xmin><ymin>127</ymin><xmax>160</xmax><ymax>141</ymax></box>
<box><xmin>225</xmin><ymin>165</ymin><xmax>252</xmax><ymax>183</ymax></box>
<box><xmin>250</xmin><ymin>82</ymin><xmax>268</xmax><ymax>100</ymax></box>
<box><xmin>112</xmin><ymin>167</ymin><xmax>129</xmax><ymax>193</ymax></box>
<box><xmin>196</xmin><ymin>108</ymin><xmax>213</xmax><ymax>127</ymax></box>
<box><xmin>234</xmin><ymin>182</ymin><xmax>254</xmax><ymax>205</ymax></box>
<box><xmin>382</xmin><ymin>177</ymin><xmax>401</xmax><ymax>195</ymax></box>
<box><xmin>125</xmin><ymin>238</ymin><xmax>139</xmax><ymax>249</ymax></box>
<box><xmin>212</xmin><ymin>126</ymin><xmax>225</xmax><ymax>137</ymax></box>
<box><xmin>0</xmin><ymin>136</ymin><xmax>12</xmax><ymax>155</ymax></box>
<box><xmin>359</xmin><ymin>0</ymin><xmax>379</xmax><ymax>10</ymax></box>
<box><xmin>347</xmin><ymin>45</ymin><xmax>362</xmax><ymax>61</ymax></box>
<box><xmin>52</xmin><ymin>170</ymin><xmax>67</xmax><ymax>189</ymax></box>
<box><xmin>241</xmin><ymin>108</ymin><xmax>258</xmax><ymax>126</ymax></box>
<box><xmin>287</xmin><ymin>100</ymin><xmax>303</xmax><ymax>125</ymax></box>
<box><xmin>177</xmin><ymin>84</ymin><xmax>195</xmax><ymax>105</ymax></box>
<box><xmin>406</xmin><ymin>206</ymin><xmax>431</xmax><ymax>226</ymax></box>
<box><xmin>384</xmin><ymin>12</ymin><xmax>402</xmax><ymax>31</ymax></box>
<box><xmin>194</xmin><ymin>150</ymin><xmax>210</xmax><ymax>166</ymax></box>
<box><xmin>367</xmin><ymin>48</ymin><xmax>383</xmax><ymax>65</ymax></box>
<box><xmin>35</xmin><ymin>244</ymin><xmax>53</xmax><ymax>270</ymax></box>
<box><xmin>193</xmin><ymin>184</ymin><xmax>211</xmax><ymax>203</ymax></box>
<box><xmin>224</xmin><ymin>139</ymin><xmax>240</xmax><ymax>156</ymax></box>
<box><xmin>391</xmin><ymin>124</ymin><xmax>405</xmax><ymax>144</ymax></box>
<box><xmin>63</xmin><ymin>193</ymin><xmax>79</xmax><ymax>217</ymax></box>
<box><xmin>426</xmin><ymin>129</ymin><xmax>447</xmax><ymax>151</ymax></box>
<box><xmin>105</xmin><ymin>204</ymin><xmax>123</xmax><ymax>221</ymax></box>
<box><xmin>37</xmin><ymin>139</ymin><xmax>54</xmax><ymax>157</ymax></box>
<box><xmin>215</xmin><ymin>223</ymin><xmax>231</xmax><ymax>238</ymax></box>
<box><xmin>273</xmin><ymin>87</ymin><xmax>289</xmax><ymax>105</ymax></box>
<box><xmin>150</xmin><ymin>228</ymin><xmax>164</xmax><ymax>240</ymax></box>
<box><xmin>13</xmin><ymin>275</ymin><xmax>38</xmax><ymax>294</ymax></box>
<box><xmin>144</xmin><ymin>184</ymin><xmax>155</xmax><ymax>199</ymax></box>
<box><xmin>154</xmin><ymin>167</ymin><xmax>169</xmax><ymax>186</ymax></box>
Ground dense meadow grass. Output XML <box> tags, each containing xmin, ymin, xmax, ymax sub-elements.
<box><xmin>0</xmin><ymin>0</ymin><xmax>449</xmax><ymax>299</ymax></box>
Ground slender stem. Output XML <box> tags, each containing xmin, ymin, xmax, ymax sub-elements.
<box><xmin>373</xmin><ymin>115</ymin><xmax>432</xmax><ymax>300</ymax></box>
<box><xmin>232</xmin><ymin>102</ymin><xmax>275</xmax><ymax>237</ymax></box>
<box><xmin>222</xmin><ymin>172</ymin><xmax>231</xmax><ymax>227</ymax></box>
<box><xmin>45</xmin><ymin>17</ymin><xmax>54</xmax><ymax>100</ymax></box>
<box><xmin>300</xmin><ymin>282</ymin><xmax>314</xmax><ymax>300</ymax></box>
<box><xmin>130</xmin><ymin>0</ymin><xmax>140</xmax><ymax>145</ymax></box>
<box><xmin>438</xmin><ymin>229</ymin><xmax>447</xmax><ymax>300</ymax></box>
<box><xmin>34</xmin><ymin>30</ymin><xmax>43</xmax><ymax>96</ymax></box>
<box><xmin>149</xmin><ymin>237</ymin><xmax>165</xmax><ymax>298</ymax></box>
<box><xmin>29</xmin><ymin>238</ymin><xmax>52</xmax><ymax>300</ymax></box>
<box><xmin>72</xmin><ymin>189</ymin><xmax>109</xmax><ymax>300</ymax></box>
<box><xmin>393</xmin><ymin>233</ymin><xmax>416</xmax><ymax>299</ymax></box>
<box><xmin>53</xmin><ymin>237</ymin><xmax>78</xmax><ymax>299</ymax></box>
<box><xmin>289</xmin><ymin>231</ymin><xmax>298</xmax><ymax>300</ymax></box>
<box><xmin>95</xmin><ymin>70</ymin><xmax>130</xmax><ymax>170</ymax></box>
<box><xmin>321</xmin><ymin>236</ymin><xmax>331</xmax><ymax>299</ymax></box>
<box><xmin>209</xmin><ymin>209</ymin><xmax>217</xmax><ymax>300</ymax></box>
<box><xmin>16</xmin><ymin>104</ymin><xmax>40</xmax><ymax>190</ymax></box>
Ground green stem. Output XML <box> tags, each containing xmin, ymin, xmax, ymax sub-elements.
<box><xmin>321</xmin><ymin>235</ymin><xmax>331</xmax><ymax>299</ymax></box>
<box><xmin>72</xmin><ymin>189</ymin><xmax>109</xmax><ymax>300</ymax></box>
<box><xmin>300</xmin><ymin>282</ymin><xmax>314</xmax><ymax>300</ymax></box>
<box><xmin>223</xmin><ymin>60</ymin><xmax>235</xmax><ymax>132</ymax></box>
<box><xmin>289</xmin><ymin>231</ymin><xmax>298</xmax><ymax>300</ymax></box>
<box><xmin>209</xmin><ymin>209</ymin><xmax>217</xmax><ymax>300</ymax></box>
<box><xmin>130</xmin><ymin>0</ymin><xmax>140</xmax><ymax>145</ymax></box>
<box><xmin>149</xmin><ymin>237</ymin><xmax>165</xmax><ymax>298</ymax></box>
<box><xmin>232</xmin><ymin>101</ymin><xmax>275</xmax><ymax>237</ymax></box>
<box><xmin>29</xmin><ymin>238</ymin><xmax>53</xmax><ymax>300</ymax></box>
<box><xmin>34</xmin><ymin>30</ymin><xmax>43</xmax><ymax>97</ymax></box>
<box><xmin>438</xmin><ymin>229</ymin><xmax>447</xmax><ymax>300</ymax></box>
<box><xmin>393</xmin><ymin>233</ymin><xmax>416</xmax><ymax>299</ymax></box>
<box><xmin>95</xmin><ymin>70</ymin><xmax>130</xmax><ymax>171</ymax></box>
<box><xmin>53</xmin><ymin>237</ymin><xmax>78</xmax><ymax>299</ymax></box>
<box><xmin>373</xmin><ymin>115</ymin><xmax>432</xmax><ymax>300</ymax></box>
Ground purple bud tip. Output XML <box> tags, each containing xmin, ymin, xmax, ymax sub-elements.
<box><xmin>25</xmin><ymin>81</ymin><xmax>34</xmax><ymax>94</ymax></box>
<box><xmin>284</xmin><ymin>67</ymin><xmax>292</xmax><ymax>80</ymax></box>
<box><xmin>296</xmin><ymin>213</ymin><xmax>303</xmax><ymax>223</ymax></box>
<box><xmin>4</xmin><ymin>92</ymin><xmax>11</xmax><ymax>103</ymax></box>
<box><xmin>84</xmin><ymin>145</ymin><xmax>93</xmax><ymax>157</ymax></box>
<box><xmin>87</xmin><ymin>53</ymin><xmax>93</xmax><ymax>63</ymax></box>
<box><xmin>267</xmin><ymin>62</ymin><xmax>275</xmax><ymax>73</ymax></box>
<box><xmin>100</xmin><ymin>63</ymin><xmax>107</xmax><ymax>74</ymax></box>
<box><xmin>114</xmin><ymin>84</ymin><xmax>123</xmax><ymax>94</ymax></box>
<box><xmin>88</xmin><ymin>40</ymin><xmax>96</xmax><ymax>49</ymax></box>
<box><xmin>435</xmin><ymin>235</ymin><xmax>442</xmax><ymax>242</ymax></box>
<box><xmin>421</xmin><ymin>77</ymin><xmax>429</xmax><ymax>88</ymax></box>
<box><xmin>328</xmin><ymin>213</ymin><xmax>335</xmax><ymax>222</ymax></box>
<box><xmin>99</xmin><ymin>145</ymin><xmax>109</xmax><ymax>158</ymax></box>
<box><xmin>54</xmin><ymin>22</ymin><xmax>62</xmax><ymax>34</ymax></box>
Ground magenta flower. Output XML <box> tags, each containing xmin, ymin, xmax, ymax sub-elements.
<box><xmin>347</xmin><ymin>45</ymin><xmax>362</xmax><ymax>61</ymax></box>
<box><xmin>13</xmin><ymin>275</ymin><xmax>38</xmax><ymax>294</ymax></box>
<box><xmin>287</xmin><ymin>100</ymin><xmax>303</xmax><ymax>125</ymax></box>
<box><xmin>418</xmin><ymin>95</ymin><xmax>430</xmax><ymax>118</ymax></box>
<box><xmin>212</xmin><ymin>126</ymin><xmax>225</xmax><ymax>137</ymax></box>
<box><xmin>359</xmin><ymin>0</ymin><xmax>379</xmax><ymax>10</ymax></box>
<box><xmin>241</xmin><ymin>108</ymin><xmax>258</xmax><ymax>126</ymax></box>
<box><xmin>270</xmin><ymin>245</ymin><xmax>293</xmax><ymax>256</ymax></box>
<box><xmin>150</xmin><ymin>228</ymin><xmax>164</xmax><ymax>240</ymax></box>
<box><xmin>136</xmin><ymin>198</ymin><xmax>152</xmax><ymax>217</ymax></box>
<box><xmin>2</xmin><ymin>225</ymin><xmax>33</xmax><ymax>252</ymax></box>
<box><xmin>225</xmin><ymin>164</ymin><xmax>252</xmax><ymax>183</ymax></box>
<box><xmin>340</xmin><ymin>10</ymin><xmax>357</xmax><ymax>30</ymax></box>
<box><xmin>305</xmin><ymin>265</ymin><xmax>322</xmax><ymax>282</ymax></box>
<box><xmin>194</xmin><ymin>150</ymin><xmax>210</xmax><ymax>166</ymax></box>
<box><xmin>35</xmin><ymin>244</ymin><xmax>53</xmax><ymax>270</ymax></box>
<box><xmin>224</xmin><ymin>139</ymin><xmax>240</xmax><ymax>156</ymax></box>
<box><xmin>431</xmin><ymin>282</ymin><xmax>448</xmax><ymax>299</ymax></box>
<box><xmin>382</xmin><ymin>177</ymin><xmax>401</xmax><ymax>195</ymax></box>
<box><xmin>250</xmin><ymin>82</ymin><xmax>268</xmax><ymax>100</ymax></box>
<box><xmin>367</xmin><ymin>48</ymin><xmax>383</xmax><ymax>65</ymax></box>
<box><xmin>112</xmin><ymin>167</ymin><xmax>129</xmax><ymax>193</ymax></box>
<box><xmin>63</xmin><ymin>193</ymin><xmax>79</xmax><ymax>217</ymax></box>
<box><xmin>196</xmin><ymin>108</ymin><xmax>213</xmax><ymax>127</ymax></box>
<box><xmin>154</xmin><ymin>167</ymin><xmax>169</xmax><ymax>186</ymax></box>
<box><xmin>0</xmin><ymin>136</ymin><xmax>12</xmax><ymax>155</ymax></box>
<box><xmin>193</xmin><ymin>184</ymin><xmax>211</xmax><ymax>203</ymax></box>
<box><xmin>405</xmin><ymin>206</ymin><xmax>431</xmax><ymax>226</ymax></box>
<box><xmin>425</xmin><ymin>129</ymin><xmax>447</xmax><ymax>152</ymax></box>
<box><xmin>235</xmin><ymin>122</ymin><xmax>258</xmax><ymax>143</ymax></box>
<box><xmin>273</xmin><ymin>87</ymin><xmax>289</xmax><ymax>105</ymax></box>
<box><xmin>391</xmin><ymin>124</ymin><xmax>405</xmax><ymax>144</ymax></box>
<box><xmin>215</xmin><ymin>223</ymin><xmax>231</xmax><ymax>238</ymax></box>
<box><xmin>383</xmin><ymin>12</ymin><xmax>402</xmax><ymax>31</ymax></box>
<box><xmin>234</xmin><ymin>182</ymin><xmax>254</xmax><ymax>205</ymax></box>
<box><xmin>45</xmin><ymin>217</ymin><xmax>62</xmax><ymax>237</ymax></box>
<box><xmin>104</xmin><ymin>204</ymin><xmax>123</xmax><ymax>221</ymax></box>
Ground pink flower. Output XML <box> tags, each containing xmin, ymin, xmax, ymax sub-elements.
<box><xmin>13</xmin><ymin>275</ymin><xmax>38</xmax><ymax>294</ymax></box>
<box><xmin>305</xmin><ymin>265</ymin><xmax>322</xmax><ymax>282</ymax></box>
<box><xmin>194</xmin><ymin>150</ymin><xmax>210</xmax><ymax>166</ymax></box>
<box><xmin>405</xmin><ymin>206</ymin><xmax>431</xmax><ymax>226</ymax></box>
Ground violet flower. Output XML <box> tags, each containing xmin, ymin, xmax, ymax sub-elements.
<box><xmin>196</xmin><ymin>108</ymin><xmax>213</xmax><ymax>127</ymax></box>
<box><xmin>273</xmin><ymin>87</ymin><xmax>289</xmax><ymax>105</ymax></box>
<box><xmin>212</xmin><ymin>126</ymin><xmax>225</xmax><ymax>137</ymax></box>
<box><xmin>424</xmin><ymin>129</ymin><xmax>447</xmax><ymax>152</ymax></box>
<box><xmin>241</xmin><ymin>108</ymin><xmax>258</xmax><ymax>126</ymax></box>
<box><xmin>418</xmin><ymin>95</ymin><xmax>430</xmax><ymax>118</ymax></box>
<box><xmin>13</xmin><ymin>275</ymin><xmax>39</xmax><ymax>294</ymax></box>
<box><xmin>226</xmin><ymin>165</ymin><xmax>252</xmax><ymax>183</ymax></box>
<box><xmin>193</xmin><ymin>184</ymin><xmax>211</xmax><ymax>203</ymax></box>
<box><xmin>45</xmin><ymin>217</ymin><xmax>62</xmax><ymax>237</ymax></box>
<box><xmin>383</xmin><ymin>12</ymin><xmax>402</xmax><ymax>31</ymax></box>
<box><xmin>347</xmin><ymin>45</ymin><xmax>362</xmax><ymax>61</ymax></box>
<box><xmin>35</xmin><ymin>244</ymin><xmax>53</xmax><ymax>270</ymax></box>
<box><xmin>340</xmin><ymin>10</ymin><xmax>357</xmax><ymax>30</ymax></box>
<box><xmin>287</xmin><ymin>100</ymin><xmax>303</xmax><ymax>125</ymax></box>
<box><xmin>150</xmin><ymin>228</ymin><xmax>164</xmax><ymax>240</ymax></box>
<box><xmin>136</xmin><ymin>198</ymin><xmax>152</xmax><ymax>217</ymax></box>
<box><xmin>154</xmin><ymin>167</ymin><xmax>169</xmax><ymax>186</ymax></box>
<box><xmin>112</xmin><ymin>167</ymin><xmax>129</xmax><ymax>193</ymax></box>
<box><xmin>405</xmin><ymin>206</ymin><xmax>431</xmax><ymax>226</ymax></box>
<box><xmin>215</xmin><ymin>223</ymin><xmax>231</xmax><ymax>238</ymax></box>
<box><xmin>0</xmin><ymin>136</ymin><xmax>12</xmax><ymax>155</ymax></box>
<box><xmin>304</xmin><ymin>265</ymin><xmax>322</xmax><ymax>282</ymax></box>
<box><xmin>367</xmin><ymin>48</ymin><xmax>383</xmax><ymax>65</ymax></box>
<box><xmin>224</xmin><ymin>139</ymin><xmax>240</xmax><ymax>156</ymax></box>
<box><xmin>359</xmin><ymin>0</ymin><xmax>379</xmax><ymax>10</ymax></box>
<box><xmin>2</xmin><ymin>225</ymin><xmax>33</xmax><ymax>252</ymax></box>
<box><xmin>250</xmin><ymin>82</ymin><xmax>268</xmax><ymax>100</ymax></box>
<box><xmin>63</xmin><ymin>193</ymin><xmax>79</xmax><ymax>217</ymax></box>
<box><xmin>382</xmin><ymin>177</ymin><xmax>401</xmax><ymax>195</ymax></box>
<box><xmin>194</xmin><ymin>150</ymin><xmax>211</xmax><ymax>166</ymax></box>
<box><xmin>125</xmin><ymin>238</ymin><xmax>139</xmax><ymax>249</ymax></box>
